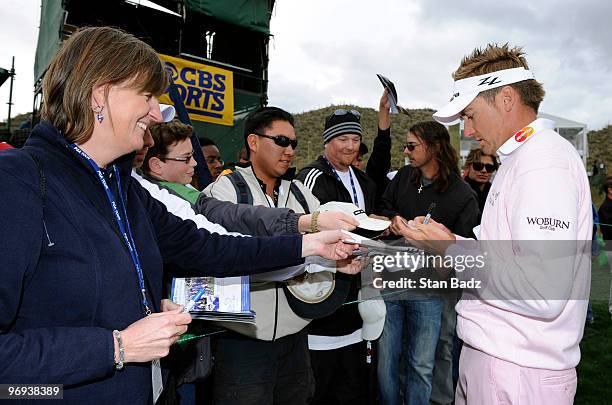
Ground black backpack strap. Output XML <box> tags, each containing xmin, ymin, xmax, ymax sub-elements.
<box><xmin>225</xmin><ymin>171</ymin><xmax>253</xmax><ymax>205</ymax></box>
<box><xmin>289</xmin><ymin>182</ymin><xmax>310</xmax><ymax>214</ymax></box>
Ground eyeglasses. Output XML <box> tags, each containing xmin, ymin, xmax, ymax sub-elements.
<box><xmin>331</xmin><ymin>109</ymin><xmax>361</xmax><ymax>119</ymax></box>
<box><xmin>160</xmin><ymin>151</ymin><xmax>195</xmax><ymax>164</ymax></box>
<box><xmin>471</xmin><ymin>162</ymin><xmax>497</xmax><ymax>173</ymax></box>
<box><xmin>403</xmin><ymin>142</ymin><xmax>421</xmax><ymax>152</ymax></box>
<box><xmin>254</xmin><ymin>133</ymin><xmax>298</xmax><ymax>150</ymax></box>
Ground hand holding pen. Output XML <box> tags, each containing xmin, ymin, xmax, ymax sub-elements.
<box><xmin>422</xmin><ymin>203</ymin><xmax>436</xmax><ymax>225</ymax></box>
<box><xmin>391</xmin><ymin>203</ymin><xmax>436</xmax><ymax>235</ymax></box>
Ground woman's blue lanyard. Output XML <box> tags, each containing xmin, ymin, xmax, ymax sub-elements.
<box><xmin>69</xmin><ymin>144</ymin><xmax>152</xmax><ymax>315</ymax></box>
<box><xmin>324</xmin><ymin>156</ymin><xmax>360</xmax><ymax>206</ymax></box>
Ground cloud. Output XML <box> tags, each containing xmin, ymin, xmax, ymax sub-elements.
<box><xmin>268</xmin><ymin>0</ymin><xmax>612</xmax><ymax>129</ymax></box>
<box><xmin>2</xmin><ymin>0</ymin><xmax>610</xmax><ymax>130</ymax></box>
<box><xmin>0</xmin><ymin>1</ymin><xmax>39</xmax><ymax>120</ymax></box>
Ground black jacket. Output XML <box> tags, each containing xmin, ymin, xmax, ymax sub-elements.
<box><xmin>365</xmin><ymin>127</ymin><xmax>392</xmax><ymax>204</ymax></box>
<box><xmin>379</xmin><ymin>165</ymin><xmax>479</xmax><ymax>238</ymax></box>
<box><xmin>296</xmin><ymin>156</ymin><xmax>378</xmax><ymax>337</ymax></box>
<box><xmin>599</xmin><ymin>197</ymin><xmax>612</xmax><ymax>241</ymax></box>
<box><xmin>297</xmin><ymin>155</ymin><xmax>378</xmax><ymax>214</ymax></box>
<box><xmin>464</xmin><ymin>176</ymin><xmax>492</xmax><ymax>223</ymax></box>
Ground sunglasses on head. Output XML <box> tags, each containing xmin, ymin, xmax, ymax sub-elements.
<box><xmin>330</xmin><ymin>109</ymin><xmax>361</xmax><ymax>119</ymax></box>
<box><xmin>403</xmin><ymin>142</ymin><xmax>421</xmax><ymax>152</ymax></box>
<box><xmin>254</xmin><ymin>133</ymin><xmax>298</xmax><ymax>149</ymax></box>
<box><xmin>472</xmin><ymin>162</ymin><xmax>496</xmax><ymax>173</ymax></box>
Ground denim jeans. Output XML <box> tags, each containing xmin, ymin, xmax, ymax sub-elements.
<box><xmin>377</xmin><ymin>297</ymin><xmax>443</xmax><ymax>405</ymax></box>
<box><xmin>431</xmin><ymin>293</ymin><xmax>459</xmax><ymax>405</ymax></box>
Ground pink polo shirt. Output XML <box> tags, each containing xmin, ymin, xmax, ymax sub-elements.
<box><xmin>454</xmin><ymin>118</ymin><xmax>592</xmax><ymax>370</ymax></box>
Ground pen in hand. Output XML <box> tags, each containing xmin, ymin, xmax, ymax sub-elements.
<box><xmin>182</xmin><ymin>287</ymin><xmax>207</xmax><ymax>313</ymax></box>
<box><xmin>422</xmin><ymin>203</ymin><xmax>436</xmax><ymax>225</ymax></box>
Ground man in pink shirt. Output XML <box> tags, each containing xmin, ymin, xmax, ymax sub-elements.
<box><xmin>399</xmin><ymin>44</ymin><xmax>591</xmax><ymax>404</ymax></box>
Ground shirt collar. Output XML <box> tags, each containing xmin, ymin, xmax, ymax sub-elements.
<box><xmin>497</xmin><ymin>118</ymin><xmax>556</xmax><ymax>162</ymax></box>
<box><xmin>247</xmin><ymin>164</ymin><xmax>296</xmax><ymax>206</ymax></box>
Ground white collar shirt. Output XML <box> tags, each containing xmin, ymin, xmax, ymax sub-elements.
<box><xmin>454</xmin><ymin>118</ymin><xmax>592</xmax><ymax>370</ymax></box>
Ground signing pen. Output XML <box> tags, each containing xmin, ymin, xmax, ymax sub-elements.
<box><xmin>182</xmin><ymin>287</ymin><xmax>207</xmax><ymax>313</ymax></box>
<box><xmin>422</xmin><ymin>203</ymin><xmax>437</xmax><ymax>225</ymax></box>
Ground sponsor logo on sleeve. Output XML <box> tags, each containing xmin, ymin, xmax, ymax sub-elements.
<box><xmin>526</xmin><ymin>217</ymin><xmax>570</xmax><ymax>231</ymax></box>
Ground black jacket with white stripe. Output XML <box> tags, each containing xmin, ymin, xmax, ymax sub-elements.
<box><xmin>296</xmin><ymin>155</ymin><xmax>378</xmax><ymax>337</ymax></box>
<box><xmin>297</xmin><ymin>155</ymin><xmax>378</xmax><ymax>216</ymax></box>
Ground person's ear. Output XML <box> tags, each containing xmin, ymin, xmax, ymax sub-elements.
<box><xmin>247</xmin><ymin>134</ymin><xmax>258</xmax><ymax>155</ymax></box>
<box><xmin>91</xmin><ymin>85</ymin><xmax>106</xmax><ymax>112</ymax></box>
<box><xmin>148</xmin><ymin>157</ymin><xmax>164</xmax><ymax>176</ymax></box>
<box><xmin>91</xmin><ymin>85</ymin><xmax>110</xmax><ymax>124</ymax></box>
<box><xmin>499</xmin><ymin>86</ymin><xmax>515</xmax><ymax>112</ymax></box>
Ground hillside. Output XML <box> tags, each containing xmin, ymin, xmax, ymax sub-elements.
<box><xmin>1</xmin><ymin>112</ymin><xmax>32</xmax><ymax>132</ymax></box>
<box><xmin>587</xmin><ymin>125</ymin><xmax>612</xmax><ymax>176</ymax></box>
<box><xmin>587</xmin><ymin>124</ymin><xmax>612</xmax><ymax>206</ymax></box>
<box><xmin>292</xmin><ymin>104</ymin><xmax>435</xmax><ymax>170</ymax></box>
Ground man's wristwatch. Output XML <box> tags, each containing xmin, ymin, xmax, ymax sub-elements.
<box><xmin>113</xmin><ymin>329</ymin><xmax>125</xmax><ymax>370</ymax></box>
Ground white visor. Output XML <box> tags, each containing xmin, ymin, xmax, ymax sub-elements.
<box><xmin>160</xmin><ymin>104</ymin><xmax>176</xmax><ymax>123</ymax></box>
<box><xmin>433</xmin><ymin>67</ymin><xmax>535</xmax><ymax>125</ymax></box>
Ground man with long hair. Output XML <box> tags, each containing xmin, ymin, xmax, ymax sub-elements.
<box><xmin>377</xmin><ymin>121</ymin><xmax>479</xmax><ymax>405</ymax></box>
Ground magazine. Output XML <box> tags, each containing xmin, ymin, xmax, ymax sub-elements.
<box><xmin>376</xmin><ymin>74</ymin><xmax>408</xmax><ymax>114</ymax></box>
<box><xmin>171</xmin><ymin>276</ymin><xmax>255</xmax><ymax>323</ymax></box>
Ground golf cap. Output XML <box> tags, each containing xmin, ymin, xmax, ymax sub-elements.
<box><xmin>283</xmin><ymin>272</ymin><xmax>350</xmax><ymax>319</ymax></box>
<box><xmin>319</xmin><ymin>201</ymin><xmax>390</xmax><ymax>232</ymax></box>
<box><xmin>433</xmin><ymin>67</ymin><xmax>535</xmax><ymax>125</ymax></box>
<box><xmin>358</xmin><ymin>286</ymin><xmax>386</xmax><ymax>340</ymax></box>
<box><xmin>160</xmin><ymin>104</ymin><xmax>176</xmax><ymax>123</ymax></box>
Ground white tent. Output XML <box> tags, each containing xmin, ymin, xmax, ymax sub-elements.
<box><xmin>538</xmin><ymin>112</ymin><xmax>588</xmax><ymax>166</ymax></box>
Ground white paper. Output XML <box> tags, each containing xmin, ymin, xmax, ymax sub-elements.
<box><xmin>152</xmin><ymin>358</ymin><xmax>163</xmax><ymax>404</ymax></box>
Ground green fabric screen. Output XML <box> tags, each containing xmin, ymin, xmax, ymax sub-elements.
<box><xmin>184</xmin><ymin>0</ymin><xmax>273</xmax><ymax>34</ymax></box>
<box><xmin>34</xmin><ymin>0</ymin><xmax>64</xmax><ymax>82</ymax></box>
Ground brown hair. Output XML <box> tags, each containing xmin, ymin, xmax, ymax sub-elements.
<box><xmin>143</xmin><ymin>119</ymin><xmax>193</xmax><ymax>174</ymax></box>
<box><xmin>464</xmin><ymin>148</ymin><xmax>498</xmax><ymax>172</ymax></box>
<box><xmin>409</xmin><ymin>121</ymin><xmax>460</xmax><ymax>192</ymax></box>
<box><xmin>453</xmin><ymin>43</ymin><xmax>545</xmax><ymax>113</ymax></box>
<box><xmin>41</xmin><ymin>26</ymin><xmax>167</xmax><ymax>144</ymax></box>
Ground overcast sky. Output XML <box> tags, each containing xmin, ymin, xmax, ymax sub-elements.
<box><xmin>2</xmin><ymin>0</ymin><xmax>611</xmax><ymax>129</ymax></box>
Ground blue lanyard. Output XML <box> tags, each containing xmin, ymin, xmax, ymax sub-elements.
<box><xmin>324</xmin><ymin>156</ymin><xmax>360</xmax><ymax>206</ymax></box>
<box><xmin>69</xmin><ymin>144</ymin><xmax>152</xmax><ymax>315</ymax></box>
